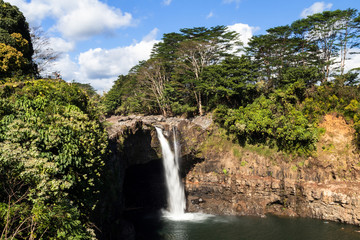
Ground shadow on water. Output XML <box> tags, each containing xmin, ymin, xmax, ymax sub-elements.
<box><xmin>123</xmin><ymin>209</ymin><xmax>165</xmax><ymax>240</ymax></box>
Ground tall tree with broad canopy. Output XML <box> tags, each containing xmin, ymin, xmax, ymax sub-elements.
<box><xmin>292</xmin><ymin>9</ymin><xmax>360</xmax><ymax>82</ymax></box>
<box><xmin>135</xmin><ymin>58</ymin><xmax>171</xmax><ymax>116</ymax></box>
<box><xmin>335</xmin><ymin>8</ymin><xmax>360</xmax><ymax>75</ymax></box>
<box><xmin>159</xmin><ymin>26</ymin><xmax>242</xmax><ymax>115</ymax></box>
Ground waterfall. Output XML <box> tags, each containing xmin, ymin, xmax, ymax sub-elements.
<box><xmin>155</xmin><ymin>127</ymin><xmax>186</xmax><ymax>217</ymax></box>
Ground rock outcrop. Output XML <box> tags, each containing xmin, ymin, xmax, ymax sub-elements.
<box><xmin>186</xmin><ymin>156</ymin><xmax>360</xmax><ymax>225</ymax></box>
<box><xmin>106</xmin><ymin>114</ymin><xmax>360</xmax><ymax>228</ymax></box>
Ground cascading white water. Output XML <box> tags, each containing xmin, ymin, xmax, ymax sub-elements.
<box><xmin>155</xmin><ymin>127</ymin><xmax>186</xmax><ymax>217</ymax></box>
<box><xmin>173</xmin><ymin>127</ymin><xmax>181</xmax><ymax>173</ymax></box>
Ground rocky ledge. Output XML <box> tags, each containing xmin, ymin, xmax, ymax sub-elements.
<box><xmin>186</xmin><ymin>162</ymin><xmax>360</xmax><ymax>225</ymax></box>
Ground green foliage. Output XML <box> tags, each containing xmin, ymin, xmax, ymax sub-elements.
<box><xmin>0</xmin><ymin>0</ymin><xmax>36</xmax><ymax>78</ymax></box>
<box><xmin>240</xmin><ymin>160</ymin><xmax>248</xmax><ymax>167</ymax></box>
<box><xmin>344</xmin><ymin>99</ymin><xmax>360</xmax><ymax>119</ymax></box>
<box><xmin>0</xmin><ymin>79</ymin><xmax>108</xmax><ymax>239</ymax></box>
<box><xmin>170</xmin><ymin>102</ymin><xmax>196</xmax><ymax>117</ymax></box>
<box><xmin>72</xmin><ymin>81</ymin><xmax>98</xmax><ymax>98</ymax></box>
<box><xmin>303</xmin><ymin>83</ymin><xmax>360</xmax><ymax>121</ymax></box>
<box><xmin>217</xmin><ymin>88</ymin><xmax>320</xmax><ymax>155</ymax></box>
<box><xmin>301</xmin><ymin>83</ymin><xmax>360</xmax><ymax>148</ymax></box>
<box><xmin>104</xmin><ymin>74</ymin><xmax>157</xmax><ymax>115</ymax></box>
<box><xmin>103</xmin><ymin>75</ymin><xmax>127</xmax><ymax>114</ymax></box>
<box><xmin>104</xmin><ymin>25</ymin><xmax>244</xmax><ymax>117</ymax></box>
<box><xmin>0</xmin><ymin>1</ymin><xmax>33</xmax><ymax>58</ymax></box>
<box><xmin>201</xmin><ymin>56</ymin><xmax>259</xmax><ymax>109</ymax></box>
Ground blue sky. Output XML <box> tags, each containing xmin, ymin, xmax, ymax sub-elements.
<box><xmin>5</xmin><ymin>0</ymin><xmax>360</xmax><ymax>92</ymax></box>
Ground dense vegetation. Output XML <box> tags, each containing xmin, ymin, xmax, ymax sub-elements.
<box><xmin>0</xmin><ymin>2</ymin><xmax>109</xmax><ymax>239</ymax></box>
<box><xmin>0</xmin><ymin>80</ymin><xmax>108</xmax><ymax>239</ymax></box>
<box><xmin>105</xmin><ymin>8</ymin><xmax>360</xmax><ymax>155</ymax></box>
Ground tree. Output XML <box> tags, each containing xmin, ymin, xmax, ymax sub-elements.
<box><xmin>293</xmin><ymin>10</ymin><xmax>360</xmax><ymax>82</ymax></box>
<box><xmin>0</xmin><ymin>0</ymin><xmax>33</xmax><ymax>59</ymax></box>
<box><xmin>30</xmin><ymin>27</ymin><xmax>60</xmax><ymax>75</ymax></box>
<box><xmin>104</xmin><ymin>73</ymin><xmax>152</xmax><ymax>115</ymax></box>
<box><xmin>0</xmin><ymin>42</ymin><xmax>27</xmax><ymax>77</ymax></box>
<box><xmin>246</xmin><ymin>10</ymin><xmax>360</xmax><ymax>88</ymax></box>
<box><xmin>173</xmin><ymin>26</ymin><xmax>241</xmax><ymax>115</ymax></box>
<box><xmin>246</xmin><ymin>25</ymin><xmax>322</xmax><ymax>89</ymax></box>
<box><xmin>136</xmin><ymin>58</ymin><xmax>171</xmax><ymax>116</ymax></box>
<box><xmin>0</xmin><ymin>0</ymin><xmax>36</xmax><ymax>78</ymax></box>
<box><xmin>335</xmin><ymin>9</ymin><xmax>360</xmax><ymax>75</ymax></box>
<box><xmin>200</xmin><ymin>55</ymin><xmax>259</xmax><ymax>109</ymax></box>
<box><xmin>175</xmin><ymin>40</ymin><xmax>214</xmax><ymax>115</ymax></box>
<box><xmin>246</xmin><ymin>34</ymin><xmax>275</xmax><ymax>90</ymax></box>
<box><xmin>306</xmin><ymin>11</ymin><xmax>343</xmax><ymax>82</ymax></box>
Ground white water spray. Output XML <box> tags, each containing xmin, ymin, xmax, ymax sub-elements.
<box><xmin>155</xmin><ymin>127</ymin><xmax>186</xmax><ymax>217</ymax></box>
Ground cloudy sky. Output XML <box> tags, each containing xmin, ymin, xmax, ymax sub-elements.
<box><xmin>6</xmin><ymin>0</ymin><xmax>360</xmax><ymax>92</ymax></box>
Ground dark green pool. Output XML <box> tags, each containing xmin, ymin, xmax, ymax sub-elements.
<box><xmin>132</xmin><ymin>212</ymin><xmax>360</xmax><ymax>240</ymax></box>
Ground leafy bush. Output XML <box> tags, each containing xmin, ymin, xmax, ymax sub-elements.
<box><xmin>216</xmin><ymin>88</ymin><xmax>320</xmax><ymax>155</ymax></box>
<box><xmin>0</xmin><ymin>79</ymin><xmax>108</xmax><ymax>239</ymax></box>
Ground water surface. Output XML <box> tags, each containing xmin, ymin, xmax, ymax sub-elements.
<box><xmin>132</xmin><ymin>212</ymin><xmax>360</xmax><ymax>240</ymax></box>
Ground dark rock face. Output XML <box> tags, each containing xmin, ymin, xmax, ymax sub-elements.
<box><xmin>105</xmin><ymin>114</ymin><xmax>360</xmax><ymax>237</ymax></box>
<box><xmin>185</xmin><ymin>167</ymin><xmax>360</xmax><ymax>225</ymax></box>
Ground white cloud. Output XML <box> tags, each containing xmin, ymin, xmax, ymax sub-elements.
<box><xmin>49</xmin><ymin>29</ymin><xmax>160</xmax><ymax>92</ymax></box>
<box><xmin>223</xmin><ymin>0</ymin><xmax>241</xmax><ymax>8</ymax></box>
<box><xmin>206</xmin><ymin>11</ymin><xmax>214</xmax><ymax>19</ymax></box>
<box><xmin>48</xmin><ymin>37</ymin><xmax>75</xmax><ymax>53</ymax></box>
<box><xmin>163</xmin><ymin>0</ymin><xmax>172</xmax><ymax>6</ymax></box>
<box><xmin>301</xmin><ymin>2</ymin><xmax>333</xmax><ymax>18</ymax></box>
<box><xmin>45</xmin><ymin>54</ymin><xmax>79</xmax><ymax>80</ymax></box>
<box><xmin>223</xmin><ymin>0</ymin><xmax>241</xmax><ymax>3</ymax></box>
<box><xmin>344</xmin><ymin>50</ymin><xmax>360</xmax><ymax>72</ymax></box>
<box><xmin>142</xmin><ymin>28</ymin><xmax>159</xmax><ymax>42</ymax></box>
<box><xmin>55</xmin><ymin>1</ymin><xmax>133</xmax><ymax>40</ymax></box>
<box><xmin>78</xmin><ymin>38</ymin><xmax>159</xmax><ymax>80</ymax></box>
<box><xmin>227</xmin><ymin>23</ymin><xmax>260</xmax><ymax>46</ymax></box>
<box><xmin>6</xmin><ymin>0</ymin><xmax>134</xmax><ymax>40</ymax></box>
<box><xmin>6</xmin><ymin>0</ymin><xmax>52</xmax><ymax>25</ymax></box>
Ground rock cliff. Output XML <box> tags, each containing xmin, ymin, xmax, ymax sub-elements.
<box><xmin>106</xmin><ymin>114</ymin><xmax>360</xmax><ymax>229</ymax></box>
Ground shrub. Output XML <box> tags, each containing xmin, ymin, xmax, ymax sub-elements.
<box><xmin>0</xmin><ymin>79</ymin><xmax>108</xmax><ymax>239</ymax></box>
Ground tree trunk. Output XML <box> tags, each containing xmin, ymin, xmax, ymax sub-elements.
<box><xmin>198</xmin><ymin>92</ymin><xmax>203</xmax><ymax>116</ymax></box>
<box><xmin>340</xmin><ymin>27</ymin><xmax>348</xmax><ymax>76</ymax></box>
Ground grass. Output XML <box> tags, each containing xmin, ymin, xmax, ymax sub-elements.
<box><xmin>240</xmin><ymin>160</ymin><xmax>247</xmax><ymax>167</ymax></box>
<box><xmin>297</xmin><ymin>161</ymin><xmax>305</xmax><ymax>168</ymax></box>
<box><xmin>196</xmin><ymin>126</ymin><xmax>300</xmax><ymax>173</ymax></box>
<box><xmin>232</xmin><ymin>147</ymin><xmax>241</xmax><ymax>158</ymax></box>
<box><xmin>242</xmin><ymin>143</ymin><xmax>279</xmax><ymax>159</ymax></box>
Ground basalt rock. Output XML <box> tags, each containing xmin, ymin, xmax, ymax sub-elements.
<box><xmin>185</xmin><ymin>168</ymin><xmax>360</xmax><ymax>225</ymax></box>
